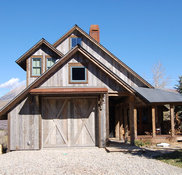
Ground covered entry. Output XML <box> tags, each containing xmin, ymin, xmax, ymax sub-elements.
<box><xmin>42</xmin><ymin>97</ymin><xmax>97</xmax><ymax>147</ymax></box>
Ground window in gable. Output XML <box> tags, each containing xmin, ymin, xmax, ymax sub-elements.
<box><xmin>69</xmin><ymin>63</ymin><xmax>88</xmax><ymax>84</ymax></box>
<box><xmin>46</xmin><ymin>57</ymin><xmax>56</xmax><ymax>70</ymax></box>
<box><xmin>70</xmin><ymin>37</ymin><xmax>81</xmax><ymax>49</ymax></box>
<box><xmin>31</xmin><ymin>56</ymin><xmax>42</xmax><ymax>77</ymax></box>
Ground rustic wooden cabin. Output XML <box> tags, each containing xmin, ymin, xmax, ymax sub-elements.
<box><xmin>0</xmin><ymin>24</ymin><xmax>182</xmax><ymax>151</ymax></box>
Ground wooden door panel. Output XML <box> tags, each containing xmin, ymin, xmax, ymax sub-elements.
<box><xmin>42</xmin><ymin>97</ymin><xmax>97</xmax><ymax>147</ymax></box>
<box><xmin>71</xmin><ymin>98</ymin><xmax>96</xmax><ymax>146</ymax></box>
<box><xmin>42</xmin><ymin>98</ymin><xmax>68</xmax><ymax>147</ymax></box>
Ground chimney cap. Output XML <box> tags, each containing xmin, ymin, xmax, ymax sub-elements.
<box><xmin>90</xmin><ymin>25</ymin><xmax>99</xmax><ymax>31</ymax></box>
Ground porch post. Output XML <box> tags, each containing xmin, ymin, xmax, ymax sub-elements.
<box><xmin>134</xmin><ymin>108</ymin><xmax>137</xmax><ymax>139</ymax></box>
<box><xmin>129</xmin><ymin>96</ymin><xmax>135</xmax><ymax>145</ymax></box>
<box><xmin>115</xmin><ymin>106</ymin><xmax>120</xmax><ymax>139</ymax></box>
<box><xmin>152</xmin><ymin>106</ymin><xmax>156</xmax><ymax>137</ymax></box>
<box><xmin>170</xmin><ymin>104</ymin><xmax>175</xmax><ymax>137</ymax></box>
<box><xmin>139</xmin><ymin>108</ymin><xmax>142</xmax><ymax>134</ymax></box>
<box><xmin>119</xmin><ymin>105</ymin><xmax>124</xmax><ymax>141</ymax></box>
<box><xmin>123</xmin><ymin>106</ymin><xmax>128</xmax><ymax>143</ymax></box>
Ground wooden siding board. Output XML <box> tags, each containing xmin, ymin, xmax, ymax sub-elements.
<box><xmin>40</xmin><ymin>55</ymin><xmax>124</xmax><ymax>92</ymax></box>
<box><xmin>9</xmin><ymin>97</ymin><xmax>40</xmax><ymax>150</ymax></box>
<box><xmin>55</xmin><ymin>31</ymin><xmax>148</xmax><ymax>88</ymax></box>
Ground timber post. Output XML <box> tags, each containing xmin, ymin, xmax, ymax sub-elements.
<box><xmin>119</xmin><ymin>105</ymin><xmax>124</xmax><ymax>141</ymax></box>
<box><xmin>170</xmin><ymin>104</ymin><xmax>175</xmax><ymax>137</ymax></box>
<box><xmin>152</xmin><ymin>106</ymin><xmax>156</xmax><ymax>137</ymax></box>
<box><xmin>123</xmin><ymin>106</ymin><xmax>128</xmax><ymax>143</ymax></box>
<box><xmin>129</xmin><ymin>96</ymin><xmax>135</xmax><ymax>145</ymax></box>
<box><xmin>134</xmin><ymin>107</ymin><xmax>137</xmax><ymax>139</ymax></box>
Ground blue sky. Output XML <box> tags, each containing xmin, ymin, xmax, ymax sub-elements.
<box><xmin>0</xmin><ymin>0</ymin><xmax>182</xmax><ymax>97</ymax></box>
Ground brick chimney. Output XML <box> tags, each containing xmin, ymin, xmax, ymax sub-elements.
<box><xmin>89</xmin><ymin>25</ymin><xmax>100</xmax><ymax>43</ymax></box>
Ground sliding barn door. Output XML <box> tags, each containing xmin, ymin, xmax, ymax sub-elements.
<box><xmin>42</xmin><ymin>97</ymin><xmax>97</xmax><ymax>148</ymax></box>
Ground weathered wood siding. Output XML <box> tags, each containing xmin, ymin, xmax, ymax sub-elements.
<box><xmin>55</xmin><ymin>32</ymin><xmax>147</xmax><ymax>87</ymax></box>
<box><xmin>42</xmin><ymin>97</ymin><xmax>97</xmax><ymax>147</ymax></box>
<box><xmin>40</xmin><ymin>53</ymin><xmax>125</xmax><ymax>92</ymax></box>
<box><xmin>9</xmin><ymin>97</ymin><xmax>40</xmax><ymax>150</ymax></box>
<box><xmin>27</xmin><ymin>47</ymin><xmax>61</xmax><ymax>86</ymax></box>
<box><xmin>56</xmin><ymin>37</ymin><xmax>70</xmax><ymax>54</ymax></box>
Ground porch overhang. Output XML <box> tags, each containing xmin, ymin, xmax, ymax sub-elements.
<box><xmin>29</xmin><ymin>87</ymin><xmax>108</xmax><ymax>95</ymax></box>
<box><xmin>134</xmin><ymin>87</ymin><xmax>182</xmax><ymax>104</ymax></box>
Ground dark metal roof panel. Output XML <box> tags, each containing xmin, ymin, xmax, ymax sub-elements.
<box><xmin>134</xmin><ymin>87</ymin><xmax>182</xmax><ymax>103</ymax></box>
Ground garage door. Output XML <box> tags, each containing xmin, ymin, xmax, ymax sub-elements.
<box><xmin>42</xmin><ymin>97</ymin><xmax>97</xmax><ymax>147</ymax></box>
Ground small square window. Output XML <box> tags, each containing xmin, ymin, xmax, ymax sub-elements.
<box><xmin>71</xmin><ymin>37</ymin><xmax>81</xmax><ymax>49</ymax></box>
<box><xmin>69</xmin><ymin>63</ymin><xmax>88</xmax><ymax>84</ymax></box>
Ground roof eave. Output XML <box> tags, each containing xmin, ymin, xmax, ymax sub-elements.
<box><xmin>16</xmin><ymin>38</ymin><xmax>64</xmax><ymax>71</ymax></box>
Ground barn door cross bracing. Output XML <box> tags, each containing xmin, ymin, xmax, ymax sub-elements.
<box><xmin>42</xmin><ymin>97</ymin><xmax>97</xmax><ymax>148</ymax></box>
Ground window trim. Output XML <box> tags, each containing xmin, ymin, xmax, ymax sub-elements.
<box><xmin>68</xmin><ymin>63</ymin><xmax>88</xmax><ymax>84</ymax></box>
<box><xmin>30</xmin><ymin>55</ymin><xmax>43</xmax><ymax>77</ymax></box>
<box><xmin>45</xmin><ymin>55</ymin><xmax>56</xmax><ymax>70</ymax></box>
<box><xmin>69</xmin><ymin>35</ymin><xmax>82</xmax><ymax>49</ymax></box>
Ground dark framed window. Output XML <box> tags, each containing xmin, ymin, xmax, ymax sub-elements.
<box><xmin>46</xmin><ymin>57</ymin><xmax>56</xmax><ymax>70</ymax></box>
<box><xmin>71</xmin><ymin>37</ymin><xmax>81</xmax><ymax>49</ymax></box>
<box><xmin>69</xmin><ymin>63</ymin><xmax>88</xmax><ymax>84</ymax></box>
<box><xmin>31</xmin><ymin>56</ymin><xmax>42</xmax><ymax>77</ymax></box>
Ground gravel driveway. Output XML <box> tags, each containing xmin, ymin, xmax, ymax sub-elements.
<box><xmin>0</xmin><ymin>148</ymin><xmax>181</xmax><ymax>175</ymax></box>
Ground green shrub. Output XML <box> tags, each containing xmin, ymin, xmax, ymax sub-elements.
<box><xmin>135</xmin><ymin>140</ymin><xmax>152</xmax><ymax>147</ymax></box>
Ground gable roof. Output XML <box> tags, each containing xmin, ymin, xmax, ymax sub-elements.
<box><xmin>53</xmin><ymin>25</ymin><xmax>153</xmax><ymax>88</ymax></box>
<box><xmin>16</xmin><ymin>38</ymin><xmax>64</xmax><ymax>70</ymax></box>
<box><xmin>0</xmin><ymin>45</ymin><xmax>136</xmax><ymax>118</ymax></box>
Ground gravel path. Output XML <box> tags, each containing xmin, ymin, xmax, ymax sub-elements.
<box><xmin>0</xmin><ymin>148</ymin><xmax>181</xmax><ymax>175</ymax></box>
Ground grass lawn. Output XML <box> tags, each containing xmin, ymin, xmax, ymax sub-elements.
<box><xmin>156</xmin><ymin>150</ymin><xmax>182</xmax><ymax>168</ymax></box>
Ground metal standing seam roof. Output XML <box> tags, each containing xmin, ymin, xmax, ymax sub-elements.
<box><xmin>134</xmin><ymin>87</ymin><xmax>182</xmax><ymax>103</ymax></box>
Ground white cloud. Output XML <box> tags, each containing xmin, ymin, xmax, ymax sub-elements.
<box><xmin>0</xmin><ymin>78</ymin><xmax>25</xmax><ymax>89</ymax></box>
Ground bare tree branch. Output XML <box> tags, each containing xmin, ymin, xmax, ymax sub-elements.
<box><xmin>152</xmin><ymin>61</ymin><xmax>169</xmax><ymax>88</ymax></box>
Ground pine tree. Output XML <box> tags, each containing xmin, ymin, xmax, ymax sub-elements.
<box><xmin>175</xmin><ymin>76</ymin><xmax>182</xmax><ymax>132</ymax></box>
<box><xmin>175</xmin><ymin>76</ymin><xmax>182</xmax><ymax>94</ymax></box>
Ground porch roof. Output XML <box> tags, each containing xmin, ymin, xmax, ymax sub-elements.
<box><xmin>30</xmin><ymin>87</ymin><xmax>108</xmax><ymax>95</ymax></box>
<box><xmin>134</xmin><ymin>87</ymin><xmax>182</xmax><ymax>104</ymax></box>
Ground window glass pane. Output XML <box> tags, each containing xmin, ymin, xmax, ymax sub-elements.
<box><xmin>32</xmin><ymin>58</ymin><xmax>41</xmax><ymax>67</ymax></box>
<box><xmin>32</xmin><ymin>67</ymin><xmax>41</xmax><ymax>76</ymax></box>
<box><xmin>71</xmin><ymin>38</ymin><xmax>77</xmax><ymax>48</ymax></box>
<box><xmin>47</xmin><ymin>59</ymin><xmax>51</xmax><ymax>67</ymax></box>
<box><xmin>47</xmin><ymin>58</ymin><xmax>55</xmax><ymax>69</ymax></box>
<box><xmin>72</xmin><ymin>67</ymin><xmax>85</xmax><ymax>80</ymax></box>
<box><xmin>32</xmin><ymin>57</ymin><xmax>41</xmax><ymax>76</ymax></box>
<box><xmin>77</xmin><ymin>38</ymin><xmax>81</xmax><ymax>45</ymax></box>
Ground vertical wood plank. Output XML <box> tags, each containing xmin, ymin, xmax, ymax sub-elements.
<box><xmin>138</xmin><ymin>108</ymin><xmax>142</xmax><ymax>134</ymax></box>
<box><xmin>170</xmin><ymin>104</ymin><xmax>175</xmax><ymax>137</ymax></box>
<box><xmin>115</xmin><ymin>106</ymin><xmax>119</xmax><ymax>139</ymax></box>
<box><xmin>134</xmin><ymin>108</ymin><xmax>137</xmax><ymax>139</ymax></box>
<box><xmin>152</xmin><ymin>106</ymin><xmax>156</xmax><ymax>137</ymax></box>
<box><xmin>106</xmin><ymin>94</ymin><xmax>109</xmax><ymax>145</ymax></box>
<box><xmin>119</xmin><ymin>106</ymin><xmax>124</xmax><ymax>140</ymax></box>
<box><xmin>98</xmin><ymin>103</ymin><xmax>101</xmax><ymax>148</ymax></box>
<box><xmin>123</xmin><ymin>106</ymin><xmax>128</xmax><ymax>143</ymax></box>
<box><xmin>7</xmin><ymin>113</ymin><xmax>10</xmax><ymax>152</ymax></box>
<box><xmin>129</xmin><ymin>96</ymin><xmax>135</xmax><ymax>145</ymax></box>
